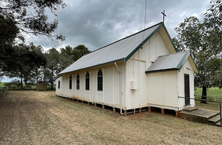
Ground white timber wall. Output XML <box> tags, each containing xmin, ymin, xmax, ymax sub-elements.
<box><xmin>146</xmin><ymin>71</ymin><xmax>178</xmax><ymax>110</ymax></box>
<box><xmin>125</xmin><ymin>31</ymin><xmax>170</xmax><ymax>110</ymax></box>
<box><xmin>178</xmin><ymin>57</ymin><xmax>195</xmax><ymax>110</ymax></box>
<box><xmin>56</xmin><ymin>77</ymin><xmax>62</xmax><ymax>95</ymax></box>
<box><xmin>56</xmin><ymin>63</ymin><xmax>126</xmax><ymax>109</ymax></box>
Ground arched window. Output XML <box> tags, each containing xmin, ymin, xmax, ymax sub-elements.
<box><xmin>76</xmin><ymin>73</ymin><xmax>80</xmax><ymax>90</ymax></box>
<box><xmin>58</xmin><ymin>81</ymin><xmax>60</xmax><ymax>89</ymax></box>
<box><xmin>85</xmin><ymin>72</ymin><xmax>90</xmax><ymax>90</ymax></box>
<box><xmin>97</xmin><ymin>69</ymin><xmax>103</xmax><ymax>91</ymax></box>
<box><xmin>69</xmin><ymin>75</ymin><xmax>72</xmax><ymax>89</ymax></box>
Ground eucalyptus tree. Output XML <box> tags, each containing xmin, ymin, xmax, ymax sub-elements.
<box><xmin>174</xmin><ymin>0</ymin><xmax>222</xmax><ymax>103</ymax></box>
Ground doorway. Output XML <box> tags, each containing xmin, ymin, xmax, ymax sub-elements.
<box><xmin>184</xmin><ymin>74</ymin><xmax>190</xmax><ymax>106</ymax></box>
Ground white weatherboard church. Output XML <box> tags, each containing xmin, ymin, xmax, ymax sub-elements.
<box><xmin>56</xmin><ymin>22</ymin><xmax>198</xmax><ymax>115</ymax></box>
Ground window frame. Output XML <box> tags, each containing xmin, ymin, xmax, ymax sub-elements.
<box><xmin>76</xmin><ymin>73</ymin><xmax>80</xmax><ymax>90</ymax></box>
<box><xmin>97</xmin><ymin>69</ymin><xmax>103</xmax><ymax>91</ymax></box>
<box><xmin>69</xmin><ymin>75</ymin><xmax>72</xmax><ymax>89</ymax></box>
<box><xmin>85</xmin><ymin>72</ymin><xmax>90</xmax><ymax>90</ymax></box>
<box><xmin>58</xmin><ymin>80</ymin><xmax>60</xmax><ymax>89</ymax></box>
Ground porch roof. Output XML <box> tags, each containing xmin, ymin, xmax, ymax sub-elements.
<box><xmin>145</xmin><ymin>51</ymin><xmax>191</xmax><ymax>73</ymax></box>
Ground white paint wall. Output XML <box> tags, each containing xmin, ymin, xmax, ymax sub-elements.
<box><xmin>178</xmin><ymin>57</ymin><xmax>195</xmax><ymax>110</ymax></box>
<box><xmin>125</xmin><ymin>31</ymin><xmax>171</xmax><ymax>110</ymax></box>
<box><xmin>56</xmin><ymin>63</ymin><xmax>126</xmax><ymax>109</ymax></box>
<box><xmin>146</xmin><ymin>71</ymin><xmax>178</xmax><ymax>110</ymax></box>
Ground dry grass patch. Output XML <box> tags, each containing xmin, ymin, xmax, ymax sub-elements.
<box><xmin>0</xmin><ymin>91</ymin><xmax>222</xmax><ymax>145</ymax></box>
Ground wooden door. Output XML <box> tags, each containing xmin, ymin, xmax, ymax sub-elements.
<box><xmin>184</xmin><ymin>74</ymin><xmax>190</xmax><ymax>106</ymax></box>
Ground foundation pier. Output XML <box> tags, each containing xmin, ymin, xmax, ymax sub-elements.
<box><xmin>148</xmin><ymin>107</ymin><xmax>151</xmax><ymax>112</ymax></box>
<box><xmin>124</xmin><ymin>110</ymin><xmax>127</xmax><ymax>116</ymax></box>
<box><xmin>176</xmin><ymin>111</ymin><xmax>179</xmax><ymax>117</ymax></box>
<box><xmin>161</xmin><ymin>108</ymin><xmax>164</xmax><ymax>114</ymax></box>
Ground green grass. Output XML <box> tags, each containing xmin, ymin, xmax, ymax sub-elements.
<box><xmin>0</xmin><ymin>82</ymin><xmax>55</xmax><ymax>90</ymax></box>
<box><xmin>0</xmin><ymin>82</ymin><xmax>7</xmax><ymax>97</ymax></box>
<box><xmin>194</xmin><ymin>87</ymin><xmax>222</xmax><ymax>98</ymax></box>
<box><xmin>0</xmin><ymin>82</ymin><xmax>5</xmax><ymax>88</ymax></box>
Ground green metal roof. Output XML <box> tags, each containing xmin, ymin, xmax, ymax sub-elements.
<box><xmin>59</xmin><ymin>22</ymin><xmax>179</xmax><ymax>75</ymax></box>
<box><xmin>146</xmin><ymin>51</ymin><xmax>191</xmax><ymax>73</ymax></box>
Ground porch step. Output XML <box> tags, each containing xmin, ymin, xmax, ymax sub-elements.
<box><xmin>183</xmin><ymin>107</ymin><xmax>198</xmax><ymax>112</ymax></box>
<box><xmin>208</xmin><ymin>114</ymin><xmax>222</xmax><ymax>123</ymax></box>
<box><xmin>180</xmin><ymin>109</ymin><xmax>219</xmax><ymax>119</ymax></box>
<box><xmin>216</xmin><ymin>121</ymin><xmax>221</xmax><ymax>126</ymax></box>
<box><xmin>180</xmin><ymin>108</ymin><xmax>221</xmax><ymax>127</ymax></box>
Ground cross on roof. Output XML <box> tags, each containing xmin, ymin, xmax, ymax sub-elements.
<box><xmin>161</xmin><ymin>10</ymin><xmax>166</xmax><ymax>23</ymax></box>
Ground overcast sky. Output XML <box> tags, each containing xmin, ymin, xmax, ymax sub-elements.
<box><xmin>1</xmin><ymin>0</ymin><xmax>212</xmax><ymax>82</ymax></box>
<box><xmin>27</xmin><ymin>0</ymin><xmax>211</xmax><ymax>52</ymax></box>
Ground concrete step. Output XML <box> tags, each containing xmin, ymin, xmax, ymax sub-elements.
<box><xmin>216</xmin><ymin>121</ymin><xmax>222</xmax><ymax>126</ymax></box>
<box><xmin>180</xmin><ymin>109</ymin><xmax>219</xmax><ymax>119</ymax></box>
<box><xmin>183</xmin><ymin>107</ymin><xmax>198</xmax><ymax>112</ymax></box>
<box><xmin>208</xmin><ymin>114</ymin><xmax>222</xmax><ymax>123</ymax></box>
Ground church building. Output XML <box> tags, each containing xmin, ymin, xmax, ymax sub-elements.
<box><xmin>56</xmin><ymin>22</ymin><xmax>198</xmax><ymax>115</ymax></box>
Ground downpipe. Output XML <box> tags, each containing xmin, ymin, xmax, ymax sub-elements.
<box><xmin>114</xmin><ymin>62</ymin><xmax>124</xmax><ymax>115</ymax></box>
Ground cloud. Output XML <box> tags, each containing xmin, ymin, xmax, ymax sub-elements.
<box><xmin>27</xmin><ymin>0</ymin><xmax>211</xmax><ymax>51</ymax></box>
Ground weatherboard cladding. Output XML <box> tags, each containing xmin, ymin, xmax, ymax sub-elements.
<box><xmin>146</xmin><ymin>51</ymin><xmax>190</xmax><ymax>73</ymax></box>
<box><xmin>59</xmin><ymin>22</ymin><xmax>163</xmax><ymax>75</ymax></box>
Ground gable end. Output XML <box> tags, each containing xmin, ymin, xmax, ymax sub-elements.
<box><xmin>124</xmin><ymin>23</ymin><xmax>163</xmax><ymax>62</ymax></box>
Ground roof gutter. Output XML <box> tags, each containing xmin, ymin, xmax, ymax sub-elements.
<box><xmin>145</xmin><ymin>68</ymin><xmax>179</xmax><ymax>73</ymax></box>
<box><xmin>114</xmin><ymin>62</ymin><xmax>124</xmax><ymax>115</ymax></box>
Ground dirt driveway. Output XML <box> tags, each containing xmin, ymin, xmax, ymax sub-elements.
<box><xmin>0</xmin><ymin>91</ymin><xmax>222</xmax><ymax>145</ymax></box>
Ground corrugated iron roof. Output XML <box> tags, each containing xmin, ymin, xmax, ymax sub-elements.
<box><xmin>145</xmin><ymin>51</ymin><xmax>190</xmax><ymax>73</ymax></box>
<box><xmin>59</xmin><ymin>22</ymin><xmax>167</xmax><ymax>75</ymax></box>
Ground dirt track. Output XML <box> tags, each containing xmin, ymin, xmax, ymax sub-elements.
<box><xmin>0</xmin><ymin>91</ymin><xmax>222</xmax><ymax>145</ymax></box>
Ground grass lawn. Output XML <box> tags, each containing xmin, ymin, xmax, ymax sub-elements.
<box><xmin>194</xmin><ymin>87</ymin><xmax>222</xmax><ymax>98</ymax></box>
<box><xmin>0</xmin><ymin>90</ymin><xmax>222</xmax><ymax>144</ymax></box>
<box><xmin>0</xmin><ymin>82</ymin><xmax>5</xmax><ymax>88</ymax></box>
<box><xmin>0</xmin><ymin>82</ymin><xmax>55</xmax><ymax>90</ymax></box>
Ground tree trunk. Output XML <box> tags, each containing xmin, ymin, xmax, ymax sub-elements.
<box><xmin>36</xmin><ymin>67</ymin><xmax>38</xmax><ymax>83</ymax></box>
<box><xmin>201</xmin><ymin>85</ymin><xmax>207</xmax><ymax>103</ymax></box>
<box><xmin>51</xmin><ymin>82</ymin><xmax>53</xmax><ymax>90</ymax></box>
<box><xmin>20</xmin><ymin>76</ymin><xmax>23</xmax><ymax>90</ymax></box>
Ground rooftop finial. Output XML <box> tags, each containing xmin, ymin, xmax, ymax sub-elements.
<box><xmin>161</xmin><ymin>10</ymin><xmax>166</xmax><ymax>23</ymax></box>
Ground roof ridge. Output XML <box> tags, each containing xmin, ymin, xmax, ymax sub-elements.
<box><xmin>88</xmin><ymin>22</ymin><xmax>163</xmax><ymax>55</ymax></box>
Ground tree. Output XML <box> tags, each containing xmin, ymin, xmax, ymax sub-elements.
<box><xmin>60</xmin><ymin>45</ymin><xmax>91</xmax><ymax>62</ymax></box>
<box><xmin>43</xmin><ymin>45</ymin><xmax>91</xmax><ymax>89</ymax></box>
<box><xmin>175</xmin><ymin>1</ymin><xmax>222</xmax><ymax>103</ymax></box>
<box><xmin>0</xmin><ymin>0</ymin><xmax>66</xmax><ymax>79</ymax></box>
<box><xmin>0</xmin><ymin>15</ymin><xmax>19</xmax><ymax>69</ymax></box>
<box><xmin>0</xmin><ymin>0</ymin><xmax>65</xmax><ymax>41</ymax></box>
<box><xmin>72</xmin><ymin>45</ymin><xmax>91</xmax><ymax>61</ymax></box>
<box><xmin>171</xmin><ymin>37</ymin><xmax>185</xmax><ymax>52</ymax></box>
<box><xmin>2</xmin><ymin>43</ymin><xmax>46</xmax><ymax>89</ymax></box>
<box><xmin>44</xmin><ymin>48</ymin><xmax>60</xmax><ymax>89</ymax></box>
<box><xmin>204</xmin><ymin>0</ymin><xmax>222</xmax><ymax>89</ymax></box>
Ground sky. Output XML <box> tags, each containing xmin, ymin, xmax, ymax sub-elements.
<box><xmin>1</xmin><ymin>0</ymin><xmax>211</xmax><ymax>82</ymax></box>
<box><xmin>28</xmin><ymin>0</ymin><xmax>211</xmax><ymax>52</ymax></box>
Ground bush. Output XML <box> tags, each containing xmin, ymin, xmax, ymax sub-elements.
<box><xmin>4</xmin><ymin>80</ymin><xmax>21</xmax><ymax>89</ymax></box>
<box><xmin>0</xmin><ymin>87</ymin><xmax>7</xmax><ymax>97</ymax></box>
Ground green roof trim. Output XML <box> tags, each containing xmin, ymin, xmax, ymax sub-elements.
<box><xmin>124</xmin><ymin>23</ymin><xmax>163</xmax><ymax>62</ymax></box>
<box><xmin>124</xmin><ymin>23</ymin><xmax>180</xmax><ymax>62</ymax></box>
<box><xmin>177</xmin><ymin>51</ymin><xmax>190</xmax><ymax>71</ymax></box>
